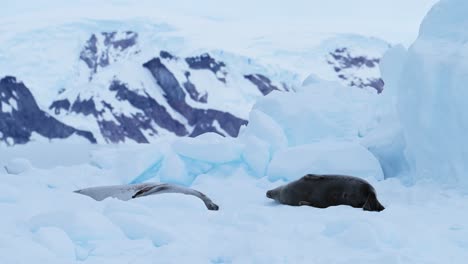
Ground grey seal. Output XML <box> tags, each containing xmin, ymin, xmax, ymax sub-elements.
<box><xmin>74</xmin><ymin>183</ymin><xmax>219</xmax><ymax>211</ymax></box>
<box><xmin>266</xmin><ymin>174</ymin><xmax>385</xmax><ymax>212</ymax></box>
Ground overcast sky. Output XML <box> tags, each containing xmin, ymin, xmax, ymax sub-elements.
<box><xmin>2</xmin><ymin>0</ymin><xmax>438</xmax><ymax>45</ymax></box>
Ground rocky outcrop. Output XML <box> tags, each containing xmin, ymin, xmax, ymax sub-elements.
<box><xmin>0</xmin><ymin>76</ymin><xmax>96</xmax><ymax>145</ymax></box>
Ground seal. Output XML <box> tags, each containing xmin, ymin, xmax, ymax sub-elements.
<box><xmin>74</xmin><ymin>183</ymin><xmax>219</xmax><ymax>211</ymax></box>
<box><xmin>266</xmin><ymin>174</ymin><xmax>385</xmax><ymax>212</ymax></box>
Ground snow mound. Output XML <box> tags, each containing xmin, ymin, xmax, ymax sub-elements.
<box><xmin>267</xmin><ymin>141</ymin><xmax>384</xmax><ymax>182</ymax></box>
<box><xmin>32</xmin><ymin>227</ymin><xmax>75</xmax><ymax>259</ymax></box>
<box><xmin>28</xmin><ymin>210</ymin><xmax>125</xmax><ymax>242</ymax></box>
<box><xmin>99</xmin><ymin>77</ymin><xmax>384</xmax><ymax>186</ymax></box>
<box><xmin>4</xmin><ymin>158</ymin><xmax>32</xmax><ymax>175</ymax></box>
<box><xmin>253</xmin><ymin>80</ymin><xmax>379</xmax><ymax>147</ymax></box>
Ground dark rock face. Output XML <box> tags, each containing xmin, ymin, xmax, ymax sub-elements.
<box><xmin>367</xmin><ymin>78</ymin><xmax>385</xmax><ymax>93</ymax></box>
<box><xmin>244</xmin><ymin>74</ymin><xmax>279</xmax><ymax>95</ymax></box>
<box><xmin>71</xmin><ymin>96</ymin><xmax>100</xmax><ymax>116</ymax></box>
<box><xmin>80</xmin><ymin>31</ymin><xmax>139</xmax><ymax>78</ymax></box>
<box><xmin>328</xmin><ymin>47</ymin><xmax>384</xmax><ymax>93</ymax></box>
<box><xmin>143</xmin><ymin>58</ymin><xmax>247</xmax><ymax>137</ymax></box>
<box><xmin>80</xmin><ymin>34</ymin><xmax>98</xmax><ymax>71</ymax></box>
<box><xmin>52</xmin><ymin>80</ymin><xmax>189</xmax><ymax>143</ymax></box>
<box><xmin>102</xmin><ymin>31</ymin><xmax>137</xmax><ymax>50</ymax></box>
<box><xmin>0</xmin><ymin>76</ymin><xmax>96</xmax><ymax>145</ymax></box>
<box><xmin>183</xmin><ymin>72</ymin><xmax>208</xmax><ymax>103</ymax></box>
<box><xmin>160</xmin><ymin>50</ymin><xmax>176</xmax><ymax>60</ymax></box>
<box><xmin>49</xmin><ymin>99</ymin><xmax>70</xmax><ymax>115</ymax></box>
<box><xmin>185</xmin><ymin>53</ymin><xmax>227</xmax><ymax>83</ymax></box>
<box><xmin>330</xmin><ymin>48</ymin><xmax>380</xmax><ymax>69</ymax></box>
<box><xmin>109</xmin><ymin>80</ymin><xmax>188</xmax><ymax>138</ymax></box>
<box><xmin>97</xmin><ymin>113</ymin><xmax>152</xmax><ymax>144</ymax></box>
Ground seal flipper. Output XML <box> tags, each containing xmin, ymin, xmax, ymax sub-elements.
<box><xmin>298</xmin><ymin>201</ymin><xmax>311</xmax><ymax>206</ymax></box>
<box><xmin>132</xmin><ymin>184</ymin><xmax>219</xmax><ymax>211</ymax></box>
<box><xmin>363</xmin><ymin>192</ymin><xmax>385</xmax><ymax>212</ymax></box>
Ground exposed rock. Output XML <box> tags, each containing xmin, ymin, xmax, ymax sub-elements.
<box><xmin>327</xmin><ymin>47</ymin><xmax>384</xmax><ymax>93</ymax></box>
<box><xmin>0</xmin><ymin>76</ymin><xmax>96</xmax><ymax>145</ymax></box>
<box><xmin>143</xmin><ymin>58</ymin><xmax>247</xmax><ymax>137</ymax></box>
<box><xmin>244</xmin><ymin>74</ymin><xmax>279</xmax><ymax>95</ymax></box>
<box><xmin>79</xmin><ymin>31</ymin><xmax>139</xmax><ymax>79</ymax></box>
<box><xmin>185</xmin><ymin>53</ymin><xmax>227</xmax><ymax>83</ymax></box>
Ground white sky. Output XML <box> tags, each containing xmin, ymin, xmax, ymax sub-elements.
<box><xmin>2</xmin><ymin>0</ymin><xmax>438</xmax><ymax>46</ymax></box>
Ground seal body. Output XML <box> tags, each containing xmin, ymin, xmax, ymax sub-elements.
<box><xmin>74</xmin><ymin>183</ymin><xmax>219</xmax><ymax>211</ymax></box>
<box><xmin>266</xmin><ymin>174</ymin><xmax>385</xmax><ymax>212</ymax></box>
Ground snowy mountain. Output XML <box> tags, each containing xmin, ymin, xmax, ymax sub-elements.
<box><xmin>44</xmin><ymin>29</ymin><xmax>297</xmax><ymax>143</ymax></box>
<box><xmin>0</xmin><ymin>20</ymin><xmax>390</xmax><ymax>145</ymax></box>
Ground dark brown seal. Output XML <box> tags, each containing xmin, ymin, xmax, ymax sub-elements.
<box><xmin>266</xmin><ymin>174</ymin><xmax>385</xmax><ymax>212</ymax></box>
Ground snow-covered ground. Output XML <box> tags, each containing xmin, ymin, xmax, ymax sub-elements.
<box><xmin>1</xmin><ymin>152</ymin><xmax>468</xmax><ymax>264</ymax></box>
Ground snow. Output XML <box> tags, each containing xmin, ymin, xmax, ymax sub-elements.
<box><xmin>1</xmin><ymin>157</ymin><xmax>467</xmax><ymax>263</ymax></box>
<box><xmin>32</xmin><ymin>227</ymin><xmax>76</xmax><ymax>259</ymax></box>
<box><xmin>239</xmin><ymin>109</ymin><xmax>288</xmax><ymax>153</ymax></box>
<box><xmin>267</xmin><ymin>142</ymin><xmax>384</xmax><ymax>182</ymax></box>
<box><xmin>253</xmin><ymin>81</ymin><xmax>379</xmax><ymax>147</ymax></box>
<box><xmin>1</xmin><ymin>101</ymin><xmax>13</xmax><ymax>113</ymax></box>
<box><xmin>172</xmin><ymin>133</ymin><xmax>243</xmax><ymax>164</ymax></box>
<box><xmin>4</xmin><ymin>158</ymin><xmax>32</xmax><ymax>175</ymax></box>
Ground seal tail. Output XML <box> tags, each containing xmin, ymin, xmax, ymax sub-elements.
<box><xmin>363</xmin><ymin>192</ymin><xmax>385</xmax><ymax>212</ymax></box>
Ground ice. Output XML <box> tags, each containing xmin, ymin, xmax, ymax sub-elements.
<box><xmin>0</xmin><ymin>183</ymin><xmax>19</xmax><ymax>203</ymax></box>
<box><xmin>158</xmin><ymin>150</ymin><xmax>190</xmax><ymax>185</ymax></box>
<box><xmin>357</xmin><ymin>44</ymin><xmax>410</xmax><ymax>180</ymax></box>
<box><xmin>378</xmin><ymin>44</ymin><xmax>407</xmax><ymax>97</ymax></box>
<box><xmin>28</xmin><ymin>210</ymin><xmax>125</xmax><ymax>242</ymax></box>
<box><xmin>0</xmin><ymin>148</ymin><xmax>467</xmax><ymax>263</ymax></box>
<box><xmin>240</xmin><ymin>135</ymin><xmax>270</xmax><ymax>177</ymax></box>
<box><xmin>253</xmin><ymin>80</ymin><xmax>378</xmax><ymax>147</ymax></box>
<box><xmin>267</xmin><ymin>141</ymin><xmax>384</xmax><ymax>182</ymax></box>
<box><xmin>239</xmin><ymin>109</ymin><xmax>288</xmax><ymax>153</ymax></box>
<box><xmin>3</xmin><ymin>158</ymin><xmax>32</xmax><ymax>175</ymax></box>
<box><xmin>32</xmin><ymin>227</ymin><xmax>75</xmax><ymax>259</ymax></box>
<box><xmin>90</xmin><ymin>145</ymin><xmax>164</xmax><ymax>184</ymax></box>
<box><xmin>103</xmin><ymin>201</ymin><xmax>172</xmax><ymax>247</ymax></box>
<box><xmin>361</xmin><ymin>124</ymin><xmax>409</xmax><ymax>180</ymax></box>
<box><xmin>172</xmin><ymin>133</ymin><xmax>243</xmax><ymax>163</ymax></box>
<box><xmin>395</xmin><ymin>0</ymin><xmax>468</xmax><ymax>188</ymax></box>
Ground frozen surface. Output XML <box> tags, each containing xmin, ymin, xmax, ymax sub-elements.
<box><xmin>3</xmin><ymin>158</ymin><xmax>32</xmax><ymax>175</ymax></box>
<box><xmin>396</xmin><ymin>0</ymin><xmax>468</xmax><ymax>188</ymax></box>
<box><xmin>267</xmin><ymin>142</ymin><xmax>383</xmax><ymax>182</ymax></box>
<box><xmin>0</xmin><ymin>157</ymin><xmax>467</xmax><ymax>263</ymax></box>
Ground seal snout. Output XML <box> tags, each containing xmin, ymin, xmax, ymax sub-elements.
<box><xmin>266</xmin><ymin>190</ymin><xmax>273</xmax><ymax>199</ymax></box>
